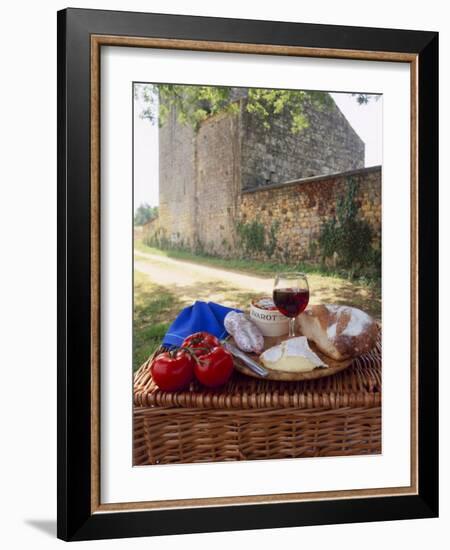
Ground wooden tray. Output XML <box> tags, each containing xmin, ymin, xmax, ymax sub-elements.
<box><xmin>231</xmin><ymin>334</ymin><xmax>354</xmax><ymax>381</ymax></box>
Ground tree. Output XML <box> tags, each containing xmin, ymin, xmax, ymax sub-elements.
<box><xmin>135</xmin><ymin>83</ymin><xmax>378</xmax><ymax>134</ymax></box>
<box><xmin>134</xmin><ymin>203</ymin><xmax>158</xmax><ymax>226</ymax></box>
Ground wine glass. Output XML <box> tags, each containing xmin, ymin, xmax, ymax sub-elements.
<box><xmin>273</xmin><ymin>272</ymin><xmax>310</xmax><ymax>338</ymax></box>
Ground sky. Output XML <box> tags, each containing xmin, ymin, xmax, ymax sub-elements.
<box><xmin>133</xmin><ymin>89</ymin><xmax>382</xmax><ymax>212</ymax></box>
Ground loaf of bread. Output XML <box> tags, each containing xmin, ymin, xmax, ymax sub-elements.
<box><xmin>297</xmin><ymin>304</ymin><xmax>379</xmax><ymax>360</ymax></box>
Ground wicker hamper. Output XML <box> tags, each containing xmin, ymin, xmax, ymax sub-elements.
<box><xmin>133</xmin><ymin>337</ymin><xmax>381</xmax><ymax>465</ymax></box>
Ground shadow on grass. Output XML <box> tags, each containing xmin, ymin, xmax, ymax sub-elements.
<box><xmin>311</xmin><ymin>283</ymin><xmax>381</xmax><ymax>320</ymax></box>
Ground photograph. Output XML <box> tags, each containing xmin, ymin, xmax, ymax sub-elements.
<box><xmin>0</xmin><ymin>0</ymin><xmax>443</xmax><ymax>541</ymax></box>
<box><xmin>54</xmin><ymin>6</ymin><xmax>439</xmax><ymax>541</ymax></box>
<box><xmin>133</xmin><ymin>82</ymin><xmax>383</xmax><ymax>466</ymax></box>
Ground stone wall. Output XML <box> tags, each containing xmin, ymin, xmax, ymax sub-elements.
<box><xmin>239</xmin><ymin>166</ymin><xmax>381</xmax><ymax>263</ymax></box>
<box><xmin>240</xmin><ymin>97</ymin><xmax>365</xmax><ymax>190</ymax></box>
<box><xmin>149</xmin><ymin>92</ymin><xmax>375</xmax><ymax>263</ymax></box>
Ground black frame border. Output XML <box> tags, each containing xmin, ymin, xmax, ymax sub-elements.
<box><xmin>57</xmin><ymin>8</ymin><xmax>438</xmax><ymax>541</ymax></box>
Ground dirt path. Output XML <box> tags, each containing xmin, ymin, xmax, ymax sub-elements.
<box><xmin>135</xmin><ymin>251</ymin><xmax>272</xmax><ymax>290</ymax></box>
<box><xmin>134</xmin><ymin>250</ymin><xmax>271</xmax><ymax>309</ymax></box>
<box><xmin>134</xmin><ymin>249</ymin><xmax>381</xmax><ymax>319</ymax></box>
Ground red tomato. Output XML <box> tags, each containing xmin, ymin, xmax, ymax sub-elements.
<box><xmin>182</xmin><ymin>332</ymin><xmax>220</xmax><ymax>357</ymax></box>
<box><xmin>151</xmin><ymin>350</ymin><xmax>194</xmax><ymax>391</ymax></box>
<box><xmin>193</xmin><ymin>346</ymin><xmax>234</xmax><ymax>388</ymax></box>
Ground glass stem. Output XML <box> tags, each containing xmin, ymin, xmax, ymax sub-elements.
<box><xmin>289</xmin><ymin>317</ymin><xmax>296</xmax><ymax>338</ymax></box>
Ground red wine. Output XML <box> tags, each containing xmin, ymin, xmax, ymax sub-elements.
<box><xmin>273</xmin><ymin>287</ymin><xmax>309</xmax><ymax>318</ymax></box>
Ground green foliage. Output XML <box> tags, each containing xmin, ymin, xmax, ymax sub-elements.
<box><xmin>236</xmin><ymin>219</ymin><xmax>280</xmax><ymax>257</ymax></box>
<box><xmin>308</xmin><ymin>240</ymin><xmax>318</xmax><ymax>259</ymax></box>
<box><xmin>134</xmin><ymin>203</ymin><xmax>158</xmax><ymax>226</ymax></box>
<box><xmin>236</xmin><ymin>220</ymin><xmax>265</xmax><ymax>254</ymax></box>
<box><xmin>143</xmin><ymin>227</ymin><xmax>185</xmax><ymax>252</ymax></box>
<box><xmin>144</xmin><ymin>228</ymin><xmax>166</xmax><ymax>249</ymax></box>
<box><xmin>246</xmin><ymin>88</ymin><xmax>333</xmax><ymax>133</ymax></box>
<box><xmin>317</xmin><ymin>177</ymin><xmax>379</xmax><ymax>278</ymax></box>
<box><xmin>193</xmin><ymin>239</ymin><xmax>206</xmax><ymax>256</ymax></box>
<box><xmin>143</xmin><ymin>228</ymin><xmax>212</xmax><ymax>258</ymax></box>
<box><xmin>352</xmin><ymin>93</ymin><xmax>381</xmax><ymax>105</ymax></box>
<box><xmin>265</xmin><ymin>221</ymin><xmax>280</xmax><ymax>258</ymax></box>
<box><xmin>136</xmin><ymin>83</ymin><xmax>240</xmax><ymax>131</ymax></box>
<box><xmin>135</xmin><ymin>83</ymin><xmax>377</xmax><ymax>135</ymax></box>
<box><xmin>318</xmin><ymin>217</ymin><xmax>338</xmax><ymax>259</ymax></box>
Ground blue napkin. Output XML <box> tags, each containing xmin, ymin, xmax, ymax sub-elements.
<box><xmin>162</xmin><ymin>301</ymin><xmax>242</xmax><ymax>347</ymax></box>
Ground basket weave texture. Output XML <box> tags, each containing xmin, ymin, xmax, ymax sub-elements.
<box><xmin>133</xmin><ymin>336</ymin><xmax>381</xmax><ymax>465</ymax></box>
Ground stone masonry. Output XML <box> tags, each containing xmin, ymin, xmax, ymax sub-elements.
<box><xmin>239</xmin><ymin>166</ymin><xmax>381</xmax><ymax>264</ymax></box>
<box><xmin>147</xmin><ymin>90</ymin><xmax>376</xmax><ymax>263</ymax></box>
<box><xmin>240</xmin><ymin>97</ymin><xmax>364</xmax><ymax>190</ymax></box>
<box><xmin>157</xmin><ymin>107</ymin><xmax>240</xmax><ymax>256</ymax></box>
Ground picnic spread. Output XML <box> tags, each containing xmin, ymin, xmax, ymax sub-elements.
<box><xmin>133</xmin><ymin>292</ymin><xmax>382</xmax><ymax>465</ymax></box>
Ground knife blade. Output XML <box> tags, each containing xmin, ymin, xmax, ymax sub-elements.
<box><xmin>223</xmin><ymin>341</ymin><xmax>269</xmax><ymax>378</ymax></box>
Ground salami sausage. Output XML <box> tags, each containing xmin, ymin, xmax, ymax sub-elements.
<box><xmin>224</xmin><ymin>311</ymin><xmax>264</xmax><ymax>354</ymax></box>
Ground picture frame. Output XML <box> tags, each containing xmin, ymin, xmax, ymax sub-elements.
<box><xmin>57</xmin><ymin>7</ymin><xmax>438</xmax><ymax>541</ymax></box>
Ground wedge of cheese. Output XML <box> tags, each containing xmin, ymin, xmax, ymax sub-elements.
<box><xmin>260</xmin><ymin>337</ymin><xmax>328</xmax><ymax>372</ymax></box>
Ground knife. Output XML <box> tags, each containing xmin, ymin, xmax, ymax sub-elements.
<box><xmin>223</xmin><ymin>341</ymin><xmax>269</xmax><ymax>378</ymax></box>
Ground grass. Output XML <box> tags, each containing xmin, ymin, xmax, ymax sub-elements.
<box><xmin>134</xmin><ymin>239</ymin><xmax>380</xmax><ymax>289</ymax></box>
<box><xmin>133</xmin><ymin>271</ymin><xmax>182</xmax><ymax>371</ymax></box>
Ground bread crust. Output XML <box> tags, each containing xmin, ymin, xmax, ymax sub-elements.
<box><xmin>298</xmin><ymin>304</ymin><xmax>379</xmax><ymax>360</ymax></box>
